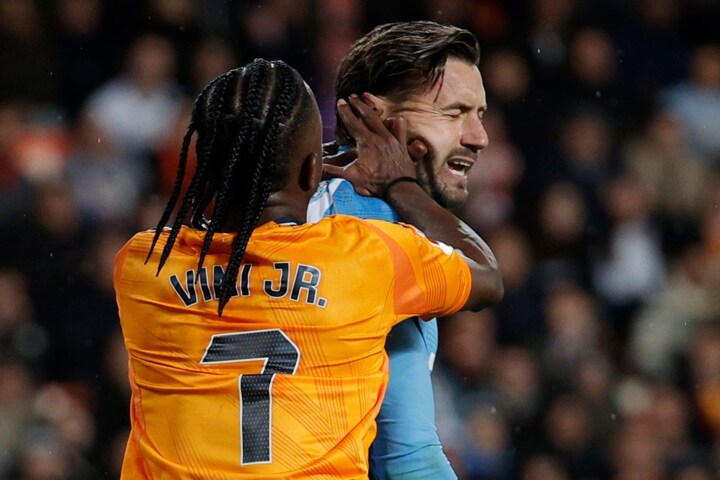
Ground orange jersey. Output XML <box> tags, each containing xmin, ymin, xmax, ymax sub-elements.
<box><xmin>114</xmin><ymin>215</ymin><xmax>471</xmax><ymax>479</ymax></box>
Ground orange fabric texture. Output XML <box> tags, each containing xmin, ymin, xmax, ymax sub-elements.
<box><xmin>114</xmin><ymin>215</ymin><xmax>471</xmax><ymax>479</ymax></box>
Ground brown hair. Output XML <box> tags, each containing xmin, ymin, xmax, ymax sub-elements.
<box><xmin>335</xmin><ymin>21</ymin><xmax>480</xmax><ymax>145</ymax></box>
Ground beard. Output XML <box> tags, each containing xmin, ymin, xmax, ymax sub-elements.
<box><xmin>415</xmin><ymin>150</ymin><xmax>470</xmax><ymax>209</ymax></box>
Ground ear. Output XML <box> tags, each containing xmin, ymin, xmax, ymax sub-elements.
<box><xmin>299</xmin><ymin>152</ymin><xmax>321</xmax><ymax>193</ymax></box>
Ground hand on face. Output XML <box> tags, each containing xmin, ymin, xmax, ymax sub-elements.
<box><xmin>323</xmin><ymin>94</ymin><xmax>427</xmax><ymax>197</ymax></box>
<box><xmin>322</xmin><ymin>141</ymin><xmax>358</xmax><ymax>176</ymax></box>
<box><xmin>383</xmin><ymin>60</ymin><xmax>488</xmax><ymax>209</ymax></box>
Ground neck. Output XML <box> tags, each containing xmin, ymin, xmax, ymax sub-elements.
<box><xmin>257</xmin><ymin>190</ymin><xmax>308</xmax><ymax>226</ymax></box>
<box><xmin>216</xmin><ymin>191</ymin><xmax>308</xmax><ymax>232</ymax></box>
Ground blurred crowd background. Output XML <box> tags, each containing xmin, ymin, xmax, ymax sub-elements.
<box><xmin>0</xmin><ymin>0</ymin><xmax>718</xmax><ymax>478</ymax></box>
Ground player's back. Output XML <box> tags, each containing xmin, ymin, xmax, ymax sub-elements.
<box><xmin>114</xmin><ymin>215</ymin><xmax>470</xmax><ymax>479</ymax></box>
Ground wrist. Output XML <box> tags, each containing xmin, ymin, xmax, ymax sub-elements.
<box><xmin>383</xmin><ymin>176</ymin><xmax>423</xmax><ymax>201</ymax></box>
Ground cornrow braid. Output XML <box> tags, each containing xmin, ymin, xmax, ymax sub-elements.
<box><xmin>144</xmin><ymin>120</ymin><xmax>194</xmax><ymax>264</ymax></box>
<box><xmin>155</xmin><ymin>70</ymin><xmax>236</xmax><ymax>274</ymax></box>
<box><xmin>145</xmin><ymin>72</ymin><xmax>229</xmax><ymax>264</ymax></box>
<box><xmin>196</xmin><ymin>62</ymin><xmax>270</xmax><ymax>278</ymax></box>
<box><xmin>152</xmin><ymin>59</ymin><xmax>315</xmax><ymax>316</ymax></box>
<box><xmin>217</xmin><ymin>66</ymin><xmax>301</xmax><ymax>311</ymax></box>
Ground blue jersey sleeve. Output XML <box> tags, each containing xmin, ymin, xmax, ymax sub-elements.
<box><xmin>308</xmin><ymin>179</ymin><xmax>457</xmax><ymax>480</ymax></box>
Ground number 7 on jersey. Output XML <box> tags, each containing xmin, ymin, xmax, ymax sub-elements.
<box><xmin>200</xmin><ymin>329</ymin><xmax>301</xmax><ymax>464</ymax></box>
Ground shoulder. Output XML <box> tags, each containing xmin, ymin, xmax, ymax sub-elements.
<box><xmin>117</xmin><ymin>229</ymin><xmax>155</xmax><ymax>257</ymax></box>
<box><xmin>312</xmin><ymin>216</ymin><xmax>413</xmax><ymax>255</ymax></box>
<box><xmin>360</xmin><ymin>220</ymin><xmax>424</xmax><ymax>243</ymax></box>
<box><xmin>114</xmin><ymin>229</ymin><xmax>152</xmax><ymax>285</ymax></box>
<box><xmin>120</xmin><ymin>227</ymin><xmax>185</xmax><ymax>254</ymax></box>
<box><xmin>352</xmin><ymin>220</ymin><xmax>430</xmax><ymax>259</ymax></box>
<box><xmin>114</xmin><ymin>228</ymin><xmax>163</xmax><ymax>268</ymax></box>
<box><xmin>115</xmin><ymin>227</ymin><xmax>200</xmax><ymax>272</ymax></box>
<box><xmin>315</xmin><ymin>214</ymin><xmax>386</xmax><ymax>236</ymax></box>
<box><xmin>361</xmin><ymin>220</ymin><xmax>458</xmax><ymax>264</ymax></box>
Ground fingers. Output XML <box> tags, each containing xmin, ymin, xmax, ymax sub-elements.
<box><xmin>337</xmin><ymin>98</ymin><xmax>368</xmax><ymax>144</ymax></box>
<box><xmin>323</xmin><ymin>147</ymin><xmax>358</xmax><ymax>166</ymax></box>
<box><xmin>322</xmin><ymin>163</ymin><xmax>349</xmax><ymax>181</ymax></box>
<box><xmin>361</xmin><ymin>93</ymin><xmax>386</xmax><ymax>118</ymax></box>
<box><xmin>321</xmin><ymin>163</ymin><xmax>372</xmax><ymax>196</ymax></box>
<box><xmin>384</xmin><ymin>117</ymin><xmax>425</xmax><ymax>161</ymax></box>
<box><xmin>322</xmin><ymin>141</ymin><xmax>339</xmax><ymax>156</ymax></box>
<box><xmin>407</xmin><ymin>139</ymin><xmax>428</xmax><ymax>161</ymax></box>
<box><xmin>347</xmin><ymin>95</ymin><xmax>388</xmax><ymax>136</ymax></box>
<box><xmin>338</xmin><ymin>94</ymin><xmax>402</xmax><ymax>144</ymax></box>
<box><xmin>335</xmin><ymin>93</ymin><xmax>416</xmax><ymax>195</ymax></box>
<box><xmin>384</xmin><ymin>116</ymin><xmax>408</xmax><ymax>147</ymax></box>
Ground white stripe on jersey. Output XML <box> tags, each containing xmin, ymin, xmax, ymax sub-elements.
<box><xmin>307</xmin><ymin>178</ymin><xmax>345</xmax><ymax>223</ymax></box>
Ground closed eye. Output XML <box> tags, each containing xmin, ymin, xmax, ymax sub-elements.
<box><xmin>443</xmin><ymin>102</ymin><xmax>487</xmax><ymax>118</ymax></box>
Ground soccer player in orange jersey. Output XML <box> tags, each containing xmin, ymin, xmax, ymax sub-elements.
<box><xmin>114</xmin><ymin>59</ymin><xmax>502</xmax><ymax>479</ymax></box>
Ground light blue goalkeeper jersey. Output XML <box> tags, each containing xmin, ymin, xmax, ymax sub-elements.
<box><xmin>307</xmin><ymin>178</ymin><xmax>457</xmax><ymax>480</ymax></box>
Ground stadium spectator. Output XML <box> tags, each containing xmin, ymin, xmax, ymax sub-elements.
<box><xmin>622</xmin><ymin>108</ymin><xmax>709</xmax><ymax>224</ymax></box>
<box><xmin>0</xmin><ymin>2</ymin><xmax>717</xmax><ymax>477</ymax></box>
<box><xmin>0</xmin><ymin>0</ymin><xmax>57</xmax><ymax>105</ymax></box>
<box><xmin>663</xmin><ymin>44</ymin><xmax>720</xmax><ymax>163</ymax></box>
<box><xmin>51</xmin><ymin>0</ymin><xmax>116</xmax><ymax>116</ymax></box>
<box><xmin>82</xmin><ymin>32</ymin><xmax>182</xmax><ymax>193</ymax></box>
<box><xmin>593</xmin><ymin>171</ymin><xmax>666</xmax><ymax>335</ymax></box>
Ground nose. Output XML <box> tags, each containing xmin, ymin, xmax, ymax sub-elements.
<box><xmin>461</xmin><ymin>115</ymin><xmax>489</xmax><ymax>152</ymax></box>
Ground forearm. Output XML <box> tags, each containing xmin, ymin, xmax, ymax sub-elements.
<box><xmin>330</xmin><ymin>95</ymin><xmax>503</xmax><ymax>309</ymax></box>
<box><xmin>386</xmin><ymin>181</ymin><xmax>503</xmax><ymax>310</ymax></box>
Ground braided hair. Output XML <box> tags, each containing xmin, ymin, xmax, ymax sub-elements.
<box><xmin>146</xmin><ymin>59</ymin><xmax>316</xmax><ymax>315</ymax></box>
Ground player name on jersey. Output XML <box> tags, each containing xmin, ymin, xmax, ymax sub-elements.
<box><xmin>169</xmin><ymin>262</ymin><xmax>328</xmax><ymax>308</ymax></box>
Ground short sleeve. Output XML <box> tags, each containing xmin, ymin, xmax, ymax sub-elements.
<box><xmin>364</xmin><ymin>220</ymin><xmax>472</xmax><ymax>323</ymax></box>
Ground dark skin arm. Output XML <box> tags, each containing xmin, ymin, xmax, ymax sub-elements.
<box><xmin>324</xmin><ymin>95</ymin><xmax>503</xmax><ymax>311</ymax></box>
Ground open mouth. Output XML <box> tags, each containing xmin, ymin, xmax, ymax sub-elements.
<box><xmin>447</xmin><ymin>158</ymin><xmax>474</xmax><ymax>177</ymax></box>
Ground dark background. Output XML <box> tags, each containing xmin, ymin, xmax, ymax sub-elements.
<box><xmin>0</xmin><ymin>0</ymin><xmax>719</xmax><ymax>478</ymax></box>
